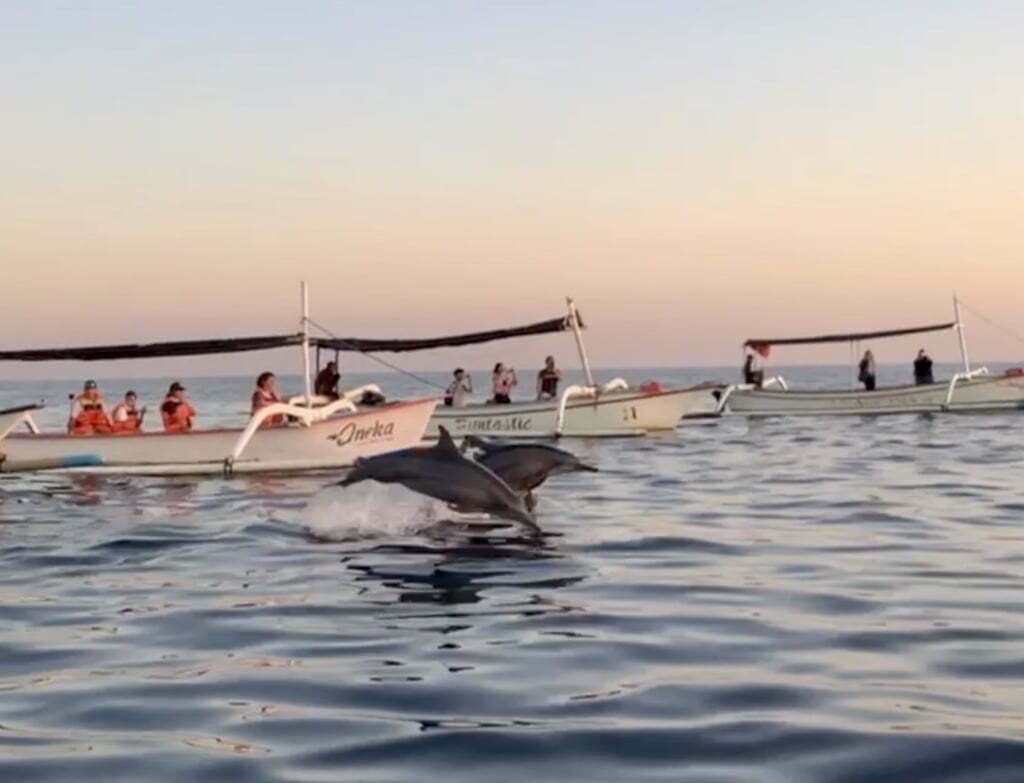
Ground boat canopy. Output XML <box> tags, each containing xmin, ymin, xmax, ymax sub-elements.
<box><xmin>0</xmin><ymin>315</ymin><xmax>579</xmax><ymax>362</ymax></box>
<box><xmin>311</xmin><ymin>315</ymin><xmax>578</xmax><ymax>353</ymax></box>
<box><xmin>744</xmin><ymin>321</ymin><xmax>956</xmax><ymax>348</ymax></box>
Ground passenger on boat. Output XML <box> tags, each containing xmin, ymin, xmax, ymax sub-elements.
<box><xmin>444</xmin><ymin>368</ymin><xmax>472</xmax><ymax>407</ymax></box>
<box><xmin>536</xmin><ymin>356</ymin><xmax>563</xmax><ymax>401</ymax></box>
<box><xmin>161</xmin><ymin>382</ymin><xmax>195</xmax><ymax>433</ymax></box>
<box><xmin>251</xmin><ymin>371</ymin><xmax>286</xmax><ymax>427</ymax></box>
<box><xmin>743</xmin><ymin>346</ymin><xmax>766</xmax><ymax>388</ymax></box>
<box><xmin>69</xmin><ymin>379</ymin><xmax>113</xmax><ymax>435</ymax></box>
<box><xmin>314</xmin><ymin>361</ymin><xmax>340</xmax><ymax>400</ymax></box>
<box><xmin>858</xmin><ymin>350</ymin><xmax>877</xmax><ymax>391</ymax></box>
<box><xmin>491</xmin><ymin>363</ymin><xmax>517</xmax><ymax>404</ymax></box>
<box><xmin>913</xmin><ymin>349</ymin><xmax>934</xmax><ymax>385</ymax></box>
<box><xmin>111</xmin><ymin>391</ymin><xmax>146</xmax><ymax>434</ymax></box>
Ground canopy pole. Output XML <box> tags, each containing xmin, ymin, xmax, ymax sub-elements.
<box><xmin>301</xmin><ymin>281</ymin><xmax>313</xmax><ymax>407</ymax></box>
<box><xmin>954</xmin><ymin>295</ymin><xmax>970</xmax><ymax>373</ymax></box>
<box><xmin>566</xmin><ymin>297</ymin><xmax>595</xmax><ymax>388</ymax></box>
<box><xmin>849</xmin><ymin>340</ymin><xmax>856</xmax><ymax>390</ymax></box>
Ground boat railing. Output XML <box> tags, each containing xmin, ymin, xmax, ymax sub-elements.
<box><xmin>943</xmin><ymin>367</ymin><xmax>990</xmax><ymax>407</ymax></box>
<box><xmin>713</xmin><ymin>376</ymin><xmax>788</xmax><ymax>415</ymax></box>
<box><xmin>224</xmin><ymin>396</ymin><xmax>364</xmax><ymax>473</ymax></box>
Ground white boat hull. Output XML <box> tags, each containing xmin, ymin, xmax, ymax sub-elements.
<box><xmin>427</xmin><ymin>387</ymin><xmax>714</xmax><ymax>438</ymax></box>
<box><xmin>725</xmin><ymin>373</ymin><xmax>1024</xmax><ymax>416</ymax></box>
<box><xmin>1</xmin><ymin>398</ymin><xmax>438</xmax><ymax>475</ymax></box>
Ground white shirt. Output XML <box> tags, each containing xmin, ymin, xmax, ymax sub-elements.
<box><xmin>446</xmin><ymin>376</ymin><xmax>472</xmax><ymax>407</ymax></box>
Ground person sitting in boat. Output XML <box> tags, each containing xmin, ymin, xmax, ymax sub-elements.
<box><xmin>111</xmin><ymin>391</ymin><xmax>146</xmax><ymax>434</ymax></box>
<box><xmin>913</xmin><ymin>349</ymin><xmax>934</xmax><ymax>385</ymax></box>
<box><xmin>251</xmin><ymin>371</ymin><xmax>286</xmax><ymax>427</ymax></box>
<box><xmin>858</xmin><ymin>350</ymin><xmax>877</xmax><ymax>391</ymax></box>
<box><xmin>444</xmin><ymin>368</ymin><xmax>472</xmax><ymax>407</ymax></box>
<box><xmin>68</xmin><ymin>379</ymin><xmax>113</xmax><ymax>435</ymax></box>
<box><xmin>536</xmin><ymin>356</ymin><xmax>563</xmax><ymax>400</ymax></box>
<box><xmin>161</xmin><ymin>382</ymin><xmax>195</xmax><ymax>433</ymax></box>
<box><xmin>743</xmin><ymin>345</ymin><xmax>766</xmax><ymax>388</ymax></box>
<box><xmin>314</xmin><ymin>361</ymin><xmax>340</xmax><ymax>400</ymax></box>
<box><xmin>490</xmin><ymin>363</ymin><xmax>517</xmax><ymax>404</ymax></box>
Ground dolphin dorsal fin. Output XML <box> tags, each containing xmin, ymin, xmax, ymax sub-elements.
<box><xmin>435</xmin><ymin>426</ymin><xmax>461</xmax><ymax>457</ymax></box>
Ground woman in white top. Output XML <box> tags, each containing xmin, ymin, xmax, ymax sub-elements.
<box><xmin>491</xmin><ymin>363</ymin><xmax>517</xmax><ymax>404</ymax></box>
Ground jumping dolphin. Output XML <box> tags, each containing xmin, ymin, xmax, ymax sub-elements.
<box><xmin>338</xmin><ymin>427</ymin><xmax>540</xmax><ymax>533</ymax></box>
<box><xmin>462</xmin><ymin>435</ymin><xmax>599</xmax><ymax>511</ymax></box>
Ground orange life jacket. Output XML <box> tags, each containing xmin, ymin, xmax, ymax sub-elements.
<box><xmin>71</xmin><ymin>393</ymin><xmax>112</xmax><ymax>435</ymax></box>
<box><xmin>161</xmin><ymin>395</ymin><xmax>195</xmax><ymax>433</ymax></box>
<box><xmin>110</xmin><ymin>402</ymin><xmax>143</xmax><ymax>434</ymax></box>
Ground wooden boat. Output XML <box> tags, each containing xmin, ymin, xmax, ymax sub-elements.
<box><xmin>0</xmin><ymin>285</ymin><xmax>439</xmax><ymax>475</ymax></box>
<box><xmin>0</xmin><ymin>397</ymin><xmax>437</xmax><ymax>475</ymax></box>
<box><xmin>307</xmin><ymin>298</ymin><xmax>716</xmax><ymax>438</ymax></box>
<box><xmin>716</xmin><ymin>298</ymin><xmax>1024</xmax><ymax>416</ymax></box>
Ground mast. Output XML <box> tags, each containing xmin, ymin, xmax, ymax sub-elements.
<box><xmin>953</xmin><ymin>294</ymin><xmax>970</xmax><ymax>373</ymax></box>
<box><xmin>301</xmin><ymin>281</ymin><xmax>313</xmax><ymax>407</ymax></box>
<box><xmin>566</xmin><ymin>297</ymin><xmax>595</xmax><ymax>387</ymax></box>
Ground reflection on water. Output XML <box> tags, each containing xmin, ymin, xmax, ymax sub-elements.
<box><xmin>1</xmin><ymin>368</ymin><xmax>1024</xmax><ymax>781</ymax></box>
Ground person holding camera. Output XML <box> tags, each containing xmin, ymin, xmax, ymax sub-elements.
<box><xmin>491</xmin><ymin>362</ymin><xmax>517</xmax><ymax>404</ymax></box>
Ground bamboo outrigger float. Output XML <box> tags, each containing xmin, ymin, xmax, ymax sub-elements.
<box><xmin>714</xmin><ymin>297</ymin><xmax>1024</xmax><ymax>417</ymax></box>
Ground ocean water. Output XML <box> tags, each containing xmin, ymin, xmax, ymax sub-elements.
<box><xmin>2</xmin><ymin>365</ymin><xmax>1024</xmax><ymax>782</ymax></box>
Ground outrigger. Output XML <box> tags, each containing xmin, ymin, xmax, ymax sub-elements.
<box><xmin>713</xmin><ymin>297</ymin><xmax>1024</xmax><ymax>417</ymax></box>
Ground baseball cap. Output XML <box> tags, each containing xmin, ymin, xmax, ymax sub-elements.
<box><xmin>169</xmin><ymin>382</ymin><xmax>186</xmax><ymax>392</ymax></box>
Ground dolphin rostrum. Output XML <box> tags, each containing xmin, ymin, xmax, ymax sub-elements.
<box><xmin>462</xmin><ymin>435</ymin><xmax>599</xmax><ymax>510</ymax></box>
<box><xmin>338</xmin><ymin>427</ymin><xmax>540</xmax><ymax>533</ymax></box>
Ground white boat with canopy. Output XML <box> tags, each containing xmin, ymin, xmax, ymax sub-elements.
<box><xmin>306</xmin><ymin>298</ymin><xmax>716</xmax><ymax>438</ymax></box>
<box><xmin>0</xmin><ymin>285</ymin><xmax>438</xmax><ymax>475</ymax></box>
<box><xmin>715</xmin><ymin>298</ymin><xmax>1024</xmax><ymax>416</ymax></box>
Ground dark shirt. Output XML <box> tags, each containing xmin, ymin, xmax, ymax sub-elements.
<box><xmin>913</xmin><ymin>356</ymin><xmax>934</xmax><ymax>385</ymax></box>
<box><xmin>538</xmin><ymin>368</ymin><xmax>560</xmax><ymax>397</ymax></box>
<box><xmin>314</xmin><ymin>368</ymin><xmax>340</xmax><ymax>397</ymax></box>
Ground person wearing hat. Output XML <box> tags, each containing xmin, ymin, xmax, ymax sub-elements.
<box><xmin>161</xmin><ymin>382</ymin><xmax>196</xmax><ymax>433</ymax></box>
<box><xmin>68</xmin><ymin>379</ymin><xmax>113</xmax><ymax>435</ymax></box>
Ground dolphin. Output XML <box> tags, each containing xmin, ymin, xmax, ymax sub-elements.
<box><xmin>338</xmin><ymin>427</ymin><xmax>540</xmax><ymax>533</ymax></box>
<box><xmin>462</xmin><ymin>436</ymin><xmax>599</xmax><ymax>511</ymax></box>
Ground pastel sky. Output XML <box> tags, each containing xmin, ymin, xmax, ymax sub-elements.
<box><xmin>4</xmin><ymin>1</ymin><xmax>1023</xmax><ymax>379</ymax></box>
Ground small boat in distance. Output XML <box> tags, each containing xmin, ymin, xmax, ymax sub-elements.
<box><xmin>0</xmin><ymin>285</ymin><xmax>439</xmax><ymax>475</ymax></box>
<box><xmin>715</xmin><ymin>298</ymin><xmax>1024</xmax><ymax>417</ymax></box>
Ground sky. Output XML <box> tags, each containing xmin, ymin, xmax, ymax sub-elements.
<box><xmin>3</xmin><ymin>1</ymin><xmax>1024</xmax><ymax>379</ymax></box>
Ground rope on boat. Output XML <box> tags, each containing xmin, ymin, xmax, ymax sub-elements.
<box><xmin>305</xmin><ymin>317</ymin><xmax>446</xmax><ymax>390</ymax></box>
<box><xmin>957</xmin><ymin>300</ymin><xmax>1024</xmax><ymax>348</ymax></box>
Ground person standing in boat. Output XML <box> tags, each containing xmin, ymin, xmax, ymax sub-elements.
<box><xmin>858</xmin><ymin>350</ymin><xmax>877</xmax><ymax>391</ymax></box>
<box><xmin>913</xmin><ymin>349</ymin><xmax>934</xmax><ymax>385</ymax></box>
<box><xmin>491</xmin><ymin>363</ymin><xmax>517</xmax><ymax>404</ymax></box>
<box><xmin>68</xmin><ymin>379</ymin><xmax>113</xmax><ymax>435</ymax></box>
<box><xmin>111</xmin><ymin>390</ymin><xmax>146</xmax><ymax>434</ymax></box>
<box><xmin>314</xmin><ymin>361</ymin><xmax>340</xmax><ymax>400</ymax></box>
<box><xmin>251</xmin><ymin>371</ymin><xmax>286</xmax><ymax>427</ymax></box>
<box><xmin>743</xmin><ymin>344</ymin><xmax>767</xmax><ymax>388</ymax></box>
<box><xmin>161</xmin><ymin>382</ymin><xmax>195</xmax><ymax>433</ymax></box>
<box><xmin>444</xmin><ymin>368</ymin><xmax>472</xmax><ymax>407</ymax></box>
<box><xmin>536</xmin><ymin>356</ymin><xmax>563</xmax><ymax>400</ymax></box>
